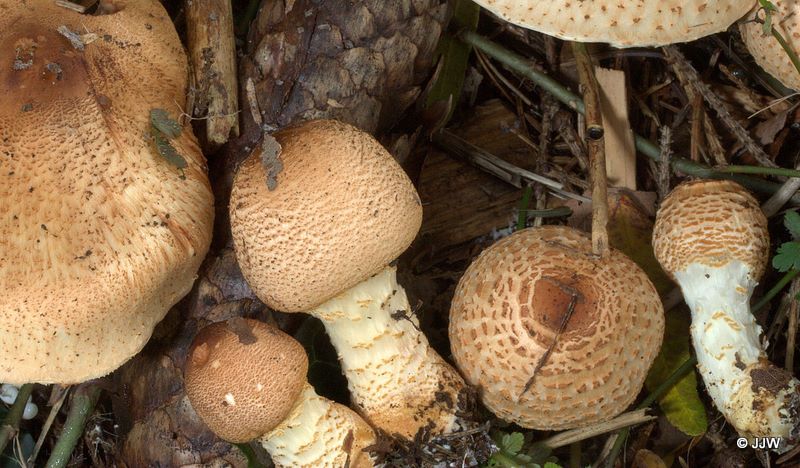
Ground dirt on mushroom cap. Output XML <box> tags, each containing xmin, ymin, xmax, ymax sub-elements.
<box><xmin>449</xmin><ymin>225</ymin><xmax>664</xmax><ymax>430</ymax></box>
<box><xmin>472</xmin><ymin>0</ymin><xmax>752</xmax><ymax>48</ymax></box>
<box><xmin>184</xmin><ymin>319</ymin><xmax>309</xmax><ymax>444</ymax></box>
<box><xmin>229</xmin><ymin>119</ymin><xmax>422</xmax><ymax>312</ymax></box>
<box><xmin>0</xmin><ymin>0</ymin><xmax>214</xmax><ymax>384</ymax></box>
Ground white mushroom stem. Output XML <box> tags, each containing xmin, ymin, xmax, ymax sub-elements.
<box><xmin>261</xmin><ymin>384</ymin><xmax>374</xmax><ymax>467</ymax></box>
<box><xmin>311</xmin><ymin>265</ymin><xmax>464</xmax><ymax>437</ymax></box>
<box><xmin>675</xmin><ymin>261</ymin><xmax>799</xmax><ymax>450</ymax></box>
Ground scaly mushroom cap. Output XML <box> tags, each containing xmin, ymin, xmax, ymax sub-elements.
<box><xmin>184</xmin><ymin>319</ymin><xmax>309</xmax><ymax>443</ymax></box>
<box><xmin>741</xmin><ymin>1</ymin><xmax>800</xmax><ymax>90</ymax></box>
<box><xmin>653</xmin><ymin>180</ymin><xmax>769</xmax><ymax>280</ymax></box>
<box><xmin>0</xmin><ymin>0</ymin><xmax>214</xmax><ymax>384</ymax></box>
<box><xmin>472</xmin><ymin>0</ymin><xmax>752</xmax><ymax>48</ymax></box>
<box><xmin>230</xmin><ymin>119</ymin><xmax>422</xmax><ymax>312</ymax></box>
<box><xmin>449</xmin><ymin>226</ymin><xmax>664</xmax><ymax>429</ymax></box>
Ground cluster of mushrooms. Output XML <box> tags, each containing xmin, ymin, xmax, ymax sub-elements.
<box><xmin>2</xmin><ymin>0</ymin><xmax>800</xmax><ymax>466</ymax></box>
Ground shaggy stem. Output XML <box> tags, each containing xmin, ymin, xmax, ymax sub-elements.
<box><xmin>0</xmin><ymin>383</ymin><xmax>33</xmax><ymax>455</ymax></box>
<box><xmin>45</xmin><ymin>383</ymin><xmax>101</xmax><ymax>468</ymax></box>
<box><xmin>260</xmin><ymin>384</ymin><xmax>375</xmax><ymax>467</ymax></box>
<box><xmin>311</xmin><ymin>266</ymin><xmax>465</xmax><ymax>438</ymax></box>
<box><xmin>456</xmin><ymin>30</ymin><xmax>800</xmax><ymax>204</ymax></box>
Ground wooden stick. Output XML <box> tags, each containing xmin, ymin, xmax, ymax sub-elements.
<box><xmin>572</xmin><ymin>42</ymin><xmax>609</xmax><ymax>257</ymax></box>
<box><xmin>186</xmin><ymin>0</ymin><xmax>240</xmax><ymax>148</ymax></box>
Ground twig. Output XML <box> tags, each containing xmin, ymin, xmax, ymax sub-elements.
<box><xmin>663</xmin><ymin>45</ymin><xmax>778</xmax><ymax>169</ymax></box>
<box><xmin>786</xmin><ymin>278</ymin><xmax>800</xmax><ymax>371</ymax></box>
<box><xmin>543</xmin><ymin>409</ymin><xmax>656</xmax><ymax>449</ymax></box>
<box><xmin>656</xmin><ymin>126</ymin><xmax>672</xmax><ymax>202</ymax></box>
<box><xmin>754</xmin><ymin>270</ymin><xmax>800</xmax><ymax>314</ymax></box>
<box><xmin>762</xmin><ymin>152</ymin><xmax>800</xmax><ymax>217</ymax></box>
<box><xmin>432</xmin><ymin>129</ymin><xmax>591</xmax><ymax>203</ymax></box>
<box><xmin>44</xmin><ymin>382</ymin><xmax>102</xmax><ymax>468</ymax></box>
<box><xmin>0</xmin><ymin>384</ymin><xmax>34</xmax><ymax>455</ymax></box>
<box><xmin>28</xmin><ymin>386</ymin><xmax>70</xmax><ymax>466</ymax></box>
<box><xmin>572</xmin><ymin>42</ymin><xmax>609</xmax><ymax>256</ymax></box>
<box><xmin>455</xmin><ymin>31</ymin><xmax>800</xmax><ymax>204</ymax></box>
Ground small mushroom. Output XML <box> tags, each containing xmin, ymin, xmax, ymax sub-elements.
<box><xmin>184</xmin><ymin>318</ymin><xmax>377</xmax><ymax>468</ymax></box>
<box><xmin>0</xmin><ymin>0</ymin><xmax>214</xmax><ymax>384</ymax></box>
<box><xmin>469</xmin><ymin>1</ymin><xmax>752</xmax><ymax>47</ymax></box>
<box><xmin>741</xmin><ymin>1</ymin><xmax>800</xmax><ymax>90</ymax></box>
<box><xmin>449</xmin><ymin>226</ymin><xmax>664</xmax><ymax>429</ymax></box>
<box><xmin>653</xmin><ymin>180</ymin><xmax>799</xmax><ymax>452</ymax></box>
<box><xmin>230</xmin><ymin>119</ymin><xmax>465</xmax><ymax>438</ymax></box>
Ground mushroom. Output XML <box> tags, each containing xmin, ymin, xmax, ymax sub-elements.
<box><xmin>184</xmin><ymin>318</ymin><xmax>377</xmax><ymax>467</ymax></box>
<box><xmin>653</xmin><ymin>180</ymin><xmax>799</xmax><ymax>451</ymax></box>
<box><xmin>741</xmin><ymin>1</ymin><xmax>800</xmax><ymax>90</ymax></box>
<box><xmin>229</xmin><ymin>119</ymin><xmax>466</xmax><ymax>438</ymax></box>
<box><xmin>0</xmin><ymin>0</ymin><xmax>214</xmax><ymax>384</ymax></box>
<box><xmin>470</xmin><ymin>1</ymin><xmax>752</xmax><ymax>47</ymax></box>
<box><xmin>449</xmin><ymin>225</ymin><xmax>664</xmax><ymax>429</ymax></box>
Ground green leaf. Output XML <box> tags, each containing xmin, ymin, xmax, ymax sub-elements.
<box><xmin>773</xmin><ymin>241</ymin><xmax>800</xmax><ymax>272</ymax></box>
<box><xmin>542</xmin><ymin>463</ymin><xmax>562</xmax><ymax>468</ymax></box>
<box><xmin>785</xmin><ymin>210</ymin><xmax>800</xmax><ymax>239</ymax></box>
<box><xmin>645</xmin><ymin>308</ymin><xmax>708</xmax><ymax>436</ymax></box>
<box><xmin>424</xmin><ymin>0</ymin><xmax>480</xmax><ymax>128</ymax></box>
<box><xmin>150</xmin><ymin>126</ymin><xmax>187</xmax><ymax>170</ymax></box>
<box><xmin>501</xmin><ymin>433</ymin><xmax>524</xmax><ymax>453</ymax></box>
<box><xmin>149</xmin><ymin>108</ymin><xmax>182</xmax><ymax>139</ymax></box>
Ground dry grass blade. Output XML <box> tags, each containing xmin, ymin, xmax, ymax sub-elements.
<box><xmin>543</xmin><ymin>409</ymin><xmax>656</xmax><ymax>449</ymax></box>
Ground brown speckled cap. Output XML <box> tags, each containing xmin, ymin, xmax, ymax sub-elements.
<box><xmin>653</xmin><ymin>180</ymin><xmax>769</xmax><ymax>279</ymax></box>
<box><xmin>0</xmin><ymin>0</ymin><xmax>214</xmax><ymax>384</ymax></box>
<box><xmin>184</xmin><ymin>319</ymin><xmax>309</xmax><ymax>443</ymax></box>
<box><xmin>472</xmin><ymin>1</ymin><xmax>751</xmax><ymax>48</ymax></box>
<box><xmin>741</xmin><ymin>1</ymin><xmax>800</xmax><ymax>90</ymax></box>
<box><xmin>230</xmin><ymin>119</ymin><xmax>422</xmax><ymax>312</ymax></box>
<box><xmin>449</xmin><ymin>226</ymin><xmax>664</xmax><ymax>429</ymax></box>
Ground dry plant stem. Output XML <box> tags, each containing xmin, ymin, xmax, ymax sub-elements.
<box><xmin>44</xmin><ymin>383</ymin><xmax>101</xmax><ymax>468</ymax></box>
<box><xmin>572</xmin><ymin>41</ymin><xmax>609</xmax><ymax>257</ymax></box>
<box><xmin>763</xmin><ymin>176</ymin><xmax>800</xmax><ymax>217</ymax></box>
<box><xmin>28</xmin><ymin>386</ymin><xmax>69</xmax><ymax>466</ymax></box>
<box><xmin>432</xmin><ymin>129</ymin><xmax>591</xmax><ymax>203</ymax></box>
<box><xmin>663</xmin><ymin>45</ymin><xmax>777</xmax><ymax>169</ymax></box>
<box><xmin>456</xmin><ymin>31</ymin><xmax>800</xmax><ymax>204</ymax></box>
<box><xmin>186</xmin><ymin>0</ymin><xmax>239</xmax><ymax>147</ymax></box>
<box><xmin>542</xmin><ymin>409</ymin><xmax>655</xmax><ymax>449</ymax></box>
<box><xmin>787</xmin><ymin>279</ymin><xmax>800</xmax><ymax>371</ymax></box>
<box><xmin>0</xmin><ymin>383</ymin><xmax>33</xmax><ymax>455</ymax></box>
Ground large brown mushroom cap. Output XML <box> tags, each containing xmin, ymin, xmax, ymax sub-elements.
<box><xmin>184</xmin><ymin>319</ymin><xmax>309</xmax><ymax>443</ymax></box>
<box><xmin>449</xmin><ymin>226</ymin><xmax>664</xmax><ymax>429</ymax></box>
<box><xmin>0</xmin><ymin>0</ymin><xmax>214</xmax><ymax>384</ymax></box>
<box><xmin>652</xmin><ymin>180</ymin><xmax>769</xmax><ymax>279</ymax></box>
<box><xmin>741</xmin><ymin>1</ymin><xmax>800</xmax><ymax>91</ymax></box>
<box><xmin>472</xmin><ymin>1</ymin><xmax>751</xmax><ymax>48</ymax></box>
<box><xmin>230</xmin><ymin>119</ymin><xmax>422</xmax><ymax>312</ymax></box>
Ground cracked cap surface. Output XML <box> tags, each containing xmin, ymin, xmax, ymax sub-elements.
<box><xmin>0</xmin><ymin>0</ymin><xmax>214</xmax><ymax>384</ymax></box>
<box><xmin>449</xmin><ymin>226</ymin><xmax>664</xmax><ymax>429</ymax></box>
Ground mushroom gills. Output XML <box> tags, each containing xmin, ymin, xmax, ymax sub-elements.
<box><xmin>675</xmin><ymin>260</ymin><xmax>800</xmax><ymax>449</ymax></box>
<box><xmin>311</xmin><ymin>265</ymin><xmax>465</xmax><ymax>438</ymax></box>
<box><xmin>262</xmin><ymin>384</ymin><xmax>375</xmax><ymax>468</ymax></box>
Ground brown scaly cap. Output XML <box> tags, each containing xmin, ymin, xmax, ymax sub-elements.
<box><xmin>184</xmin><ymin>319</ymin><xmax>309</xmax><ymax>443</ymax></box>
<box><xmin>741</xmin><ymin>1</ymin><xmax>800</xmax><ymax>91</ymax></box>
<box><xmin>0</xmin><ymin>0</ymin><xmax>214</xmax><ymax>384</ymax></box>
<box><xmin>449</xmin><ymin>226</ymin><xmax>664</xmax><ymax>430</ymax></box>
<box><xmin>653</xmin><ymin>180</ymin><xmax>769</xmax><ymax>279</ymax></box>
<box><xmin>472</xmin><ymin>1</ymin><xmax>752</xmax><ymax>48</ymax></box>
<box><xmin>230</xmin><ymin>119</ymin><xmax>422</xmax><ymax>312</ymax></box>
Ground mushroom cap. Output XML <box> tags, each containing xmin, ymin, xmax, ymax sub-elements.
<box><xmin>449</xmin><ymin>226</ymin><xmax>664</xmax><ymax>430</ymax></box>
<box><xmin>472</xmin><ymin>1</ymin><xmax>752</xmax><ymax>48</ymax></box>
<box><xmin>652</xmin><ymin>180</ymin><xmax>769</xmax><ymax>279</ymax></box>
<box><xmin>0</xmin><ymin>0</ymin><xmax>214</xmax><ymax>384</ymax></box>
<box><xmin>184</xmin><ymin>318</ymin><xmax>309</xmax><ymax>443</ymax></box>
<box><xmin>741</xmin><ymin>1</ymin><xmax>800</xmax><ymax>90</ymax></box>
<box><xmin>230</xmin><ymin>119</ymin><xmax>422</xmax><ymax>312</ymax></box>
